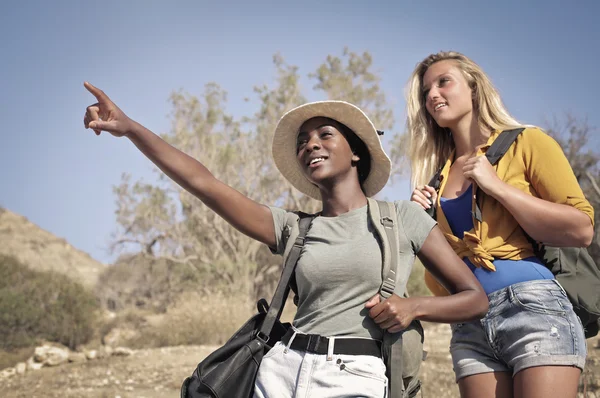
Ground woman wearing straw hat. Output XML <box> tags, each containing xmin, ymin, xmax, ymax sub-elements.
<box><xmin>83</xmin><ymin>81</ymin><xmax>488</xmax><ymax>397</ymax></box>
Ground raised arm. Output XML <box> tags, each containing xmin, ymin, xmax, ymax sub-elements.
<box><xmin>83</xmin><ymin>82</ymin><xmax>276</xmax><ymax>248</ymax></box>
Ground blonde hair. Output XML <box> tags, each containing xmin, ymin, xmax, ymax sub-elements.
<box><xmin>406</xmin><ymin>51</ymin><xmax>522</xmax><ymax>188</ymax></box>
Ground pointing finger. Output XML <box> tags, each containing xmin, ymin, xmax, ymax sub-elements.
<box><xmin>84</xmin><ymin>81</ymin><xmax>109</xmax><ymax>103</ymax></box>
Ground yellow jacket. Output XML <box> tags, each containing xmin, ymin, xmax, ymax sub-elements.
<box><xmin>425</xmin><ymin>127</ymin><xmax>595</xmax><ymax>296</ymax></box>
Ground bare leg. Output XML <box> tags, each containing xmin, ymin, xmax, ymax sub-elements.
<box><xmin>458</xmin><ymin>371</ymin><xmax>513</xmax><ymax>398</ymax></box>
<box><xmin>513</xmin><ymin>366</ymin><xmax>580</xmax><ymax>398</ymax></box>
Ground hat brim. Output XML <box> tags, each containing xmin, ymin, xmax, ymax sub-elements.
<box><xmin>272</xmin><ymin>101</ymin><xmax>391</xmax><ymax>200</ymax></box>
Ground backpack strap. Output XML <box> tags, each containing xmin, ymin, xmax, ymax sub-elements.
<box><xmin>425</xmin><ymin>167</ymin><xmax>443</xmax><ymax>219</ymax></box>
<box><xmin>368</xmin><ymin>198</ymin><xmax>405</xmax><ymax>398</ymax></box>
<box><xmin>282</xmin><ymin>211</ymin><xmax>316</xmax><ymax>306</ymax></box>
<box><xmin>258</xmin><ymin>215</ymin><xmax>313</xmax><ymax>341</ymax></box>
<box><xmin>485</xmin><ymin>128</ymin><xmax>525</xmax><ymax>165</ymax></box>
<box><xmin>471</xmin><ymin>128</ymin><xmax>525</xmax><ymax>222</ymax></box>
<box><xmin>374</xmin><ymin>200</ymin><xmax>399</xmax><ymax>299</ymax></box>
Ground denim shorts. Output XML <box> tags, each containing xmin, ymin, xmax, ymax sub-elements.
<box><xmin>450</xmin><ymin>279</ymin><xmax>586</xmax><ymax>381</ymax></box>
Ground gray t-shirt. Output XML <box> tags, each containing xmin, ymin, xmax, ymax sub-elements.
<box><xmin>269</xmin><ymin>201</ymin><xmax>436</xmax><ymax>340</ymax></box>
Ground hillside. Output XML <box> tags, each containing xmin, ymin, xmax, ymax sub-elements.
<box><xmin>0</xmin><ymin>208</ymin><xmax>105</xmax><ymax>288</ymax></box>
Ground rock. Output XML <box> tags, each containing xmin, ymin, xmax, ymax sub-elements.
<box><xmin>0</xmin><ymin>367</ymin><xmax>16</xmax><ymax>379</ymax></box>
<box><xmin>15</xmin><ymin>362</ymin><xmax>26</xmax><ymax>375</ymax></box>
<box><xmin>68</xmin><ymin>352</ymin><xmax>87</xmax><ymax>363</ymax></box>
<box><xmin>113</xmin><ymin>347</ymin><xmax>134</xmax><ymax>356</ymax></box>
<box><xmin>102</xmin><ymin>327</ymin><xmax>140</xmax><ymax>347</ymax></box>
<box><xmin>34</xmin><ymin>344</ymin><xmax>70</xmax><ymax>366</ymax></box>
<box><xmin>85</xmin><ymin>350</ymin><xmax>97</xmax><ymax>360</ymax></box>
<box><xmin>97</xmin><ymin>345</ymin><xmax>114</xmax><ymax>358</ymax></box>
<box><xmin>26</xmin><ymin>357</ymin><xmax>43</xmax><ymax>371</ymax></box>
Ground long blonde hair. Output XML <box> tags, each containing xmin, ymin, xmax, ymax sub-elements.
<box><xmin>406</xmin><ymin>51</ymin><xmax>522</xmax><ymax>187</ymax></box>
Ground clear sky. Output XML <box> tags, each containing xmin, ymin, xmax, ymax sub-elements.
<box><xmin>1</xmin><ymin>0</ymin><xmax>598</xmax><ymax>264</ymax></box>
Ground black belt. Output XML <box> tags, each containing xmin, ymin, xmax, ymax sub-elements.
<box><xmin>281</xmin><ymin>330</ymin><xmax>382</xmax><ymax>357</ymax></box>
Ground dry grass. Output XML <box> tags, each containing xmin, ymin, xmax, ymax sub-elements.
<box><xmin>0</xmin><ymin>347</ymin><xmax>34</xmax><ymax>371</ymax></box>
<box><xmin>129</xmin><ymin>290</ymin><xmax>255</xmax><ymax>347</ymax></box>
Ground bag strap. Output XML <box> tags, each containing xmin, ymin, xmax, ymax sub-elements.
<box><xmin>471</xmin><ymin>128</ymin><xmax>525</xmax><ymax>222</ymax></box>
<box><xmin>377</xmin><ymin>200</ymin><xmax>399</xmax><ymax>299</ymax></box>
<box><xmin>485</xmin><ymin>128</ymin><xmax>525</xmax><ymax>165</ymax></box>
<box><xmin>257</xmin><ymin>215</ymin><xmax>313</xmax><ymax>342</ymax></box>
<box><xmin>283</xmin><ymin>212</ymin><xmax>315</xmax><ymax>306</ymax></box>
<box><xmin>374</xmin><ymin>200</ymin><xmax>405</xmax><ymax>398</ymax></box>
<box><xmin>425</xmin><ymin>168</ymin><xmax>443</xmax><ymax>219</ymax></box>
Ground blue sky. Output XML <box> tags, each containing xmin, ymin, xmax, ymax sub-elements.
<box><xmin>1</xmin><ymin>0</ymin><xmax>598</xmax><ymax>264</ymax></box>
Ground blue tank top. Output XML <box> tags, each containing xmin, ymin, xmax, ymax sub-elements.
<box><xmin>440</xmin><ymin>184</ymin><xmax>553</xmax><ymax>295</ymax></box>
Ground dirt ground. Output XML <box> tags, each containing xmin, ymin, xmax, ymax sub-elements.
<box><xmin>1</xmin><ymin>323</ymin><xmax>598</xmax><ymax>398</ymax></box>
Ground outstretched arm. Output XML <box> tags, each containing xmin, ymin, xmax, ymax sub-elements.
<box><xmin>83</xmin><ymin>82</ymin><xmax>276</xmax><ymax>248</ymax></box>
<box><xmin>366</xmin><ymin>226</ymin><xmax>487</xmax><ymax>332</ymax></box>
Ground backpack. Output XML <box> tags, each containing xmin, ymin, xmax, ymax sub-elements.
<box><xmin>282</xmin><ymin>198</ymin><xmax>425</xmax><ymax>398</ymax></box>
<box><xmin>428</xmin><ymin>128</ymin><xmax>600</xmax><ymax>338</ymax></box>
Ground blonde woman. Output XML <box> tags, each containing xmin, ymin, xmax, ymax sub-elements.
<box><xmin>407</xmin><ymin>51</ymin><xmax>594</xmax><ymax>398</ymax></box>
<box><xmin>83</xmin><ymin>82</ymin><xmax>487</xmax><ymax>398</ymax></box>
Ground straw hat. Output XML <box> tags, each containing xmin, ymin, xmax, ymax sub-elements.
<box><xmin>272</xmin><ymin>101</ymin><xmax>391</xmax><ymax>200</ymax></box>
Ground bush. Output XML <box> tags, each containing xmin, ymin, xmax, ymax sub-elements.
<box><xmin>0</xmin><ymin>255</ymin><xmax>99</xmax><ymax>350</ymax></box>
<box><xmin>95</xmin><ymin>254</ymin><xmax>205</xmax><ymax>313</ymax></box>
<box><xmin>128</xmin><ymin>290</ymin><xmax>254</xmax><ymax>348</ymax></box>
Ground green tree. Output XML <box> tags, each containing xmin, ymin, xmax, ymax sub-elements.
<box><xmin>110</xmin><ymin>50</ymin><xmax>398</xmax><ymax>300</ymax></box>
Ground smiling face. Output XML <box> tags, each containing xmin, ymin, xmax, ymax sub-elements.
<box><xmin>296</xmin><ymin>117</ymin><xmax>361</xmax><ymax>190</ymax></box>
<box><xmin>422</xmin><ymin>60</ymin><xmax>475</xmax><ymax>129</ymax></box>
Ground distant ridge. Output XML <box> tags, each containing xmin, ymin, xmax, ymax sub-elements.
<box><xmin>0</xmin><ymin>207</ymin><xmax>105</xmax><ymax>287</ymax></box>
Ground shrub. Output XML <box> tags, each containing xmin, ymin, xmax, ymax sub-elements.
<box><xmin>0</xmin><ymin>255</ymin><xmax>99</xmax><ymax>350</ymax></box>
<box><xmin>95</xmin><ymin>254</ymin><xmax>204</xmax><ymax>313</ymax></box>
<box><xmin>128</xmin><ymin>290</ymin><xmax>253</xmax><ymax>348</ymax></box>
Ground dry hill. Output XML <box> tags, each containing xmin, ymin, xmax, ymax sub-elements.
<box><xmin>0</xmin><ymin>207</ymin><xmax>105</xmax><ymax>288</ymax></box>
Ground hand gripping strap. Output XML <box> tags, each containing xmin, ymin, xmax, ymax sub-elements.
<box><xmin>472</xmin><ymin>128</ymin><xmax>525</xmax><ymax>224</ymax></box>
<box><xmin>425</xmin><ymin>168</ymin><xmax>442</xmax><ymax>219</ymax></box>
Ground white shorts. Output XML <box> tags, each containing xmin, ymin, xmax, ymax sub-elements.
<box><xmin>254</xmin><ymin>332</ymin><xmax>387</xmax><ymax>398</ymax></box>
